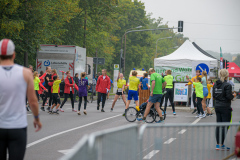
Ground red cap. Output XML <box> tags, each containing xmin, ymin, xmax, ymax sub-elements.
<box><xmin>0</xmin><ymin>39</ymin><xmax>15</xmax><ymax>56</ymax></box>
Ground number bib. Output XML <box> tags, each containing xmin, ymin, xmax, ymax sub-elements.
<box><xmin>117</xmin><ymin>88</ymin><xmax>122</xmax><ymax>92</ymax></box>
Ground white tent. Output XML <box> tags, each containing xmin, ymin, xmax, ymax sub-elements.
<box><xmin>154</xmin><ymin>40</ymin><xmax>218</xmax><ymax>68</ymax></box>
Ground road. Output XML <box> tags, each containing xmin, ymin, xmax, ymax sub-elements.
<box><xmin>25</xmin><ymin>99</ymin><xmax>240</xmax><ymax>160</ymax></box>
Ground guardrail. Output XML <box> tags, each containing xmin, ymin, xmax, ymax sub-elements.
<box><xmin>60</xmin><ymin>123</ymin><xmax>240</xmax><ymax>160</ymax></box>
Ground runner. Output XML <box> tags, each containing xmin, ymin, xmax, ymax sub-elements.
<box><xmin>96</xmin><ymin>69</ymin><xmax>111</xmax><ymax>112</ymax></box>
<box><xmin>213</xmin><ymin>69</ymin><xmax>236</xmax><ymax>150</ymax></box>
<box><xmin>33</xmin><ymin>71</ymin><xmax>48</xmax><ymax>101</ymax></box>
<box><xmin>73</xmin><ymin>73</ymin><xmax>79</xmax><ymax>102</ymax></box>
<box><xmin>185</xmin><ymin>70</ymin><xmax>202</xmax><ymax>114</ymax></box>
<box><xmin>141</xmin><ymin>68</ymin><xmax>166</xmax><ymax>123</ymax></box>
<box><xmin>59</xmin><ymin>71</ymin><xmax>78</xmax><ymax>112</ymax></box>
<box><xmin>49</xmin><ymin>72</ymin><xmax>64</xmax><ymax>114</ymax></box>
<box><xmin>41</xmin><ymin>66</ymin><xmax>52</xmax><ymax>111</ymax></box>
<box><xmin>0</xmin><ymin>39</ymin><xmax>42</xmax><ymax>160</ymax></box>
<box><xmin>206</xmin><ymin>79</ymin><xmax>213</xmax><ymax>116</ymax></box>
<box><xmin>186</xmin><ymin>76</ymin><xmax>205</xmax><ymax>118</ymax></box>
<box><xmin>164</xmin><ymin>70</ymin><xmax>176</xmax><ymax>115</ymax></box>
<box><xmin>124</xmin><ymin>71</ymin><xmax>140</xmax><ymax>116</ymax></box>
<box><xmin>201</xmin><ymin>71</ymin><xmax>208</xmax><ymax>113</ymax></box>
<box><xmin>78</xmin><ymin>72</ymin><xmax>89</xmax><ymax>115</ymax></box>
<box><xmin>38</xmin><ymin>71</ymin><xmax>45</xmax><ymax>101</ymax></box>
<box><xmin>111</xmin><ymin>72</ymin><xmax>127</xmax><ymax>111</ymax></box>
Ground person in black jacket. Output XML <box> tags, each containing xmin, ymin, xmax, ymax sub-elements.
<box><xmin>213</xmin><ymin>69</ymin><xmax>236</xmax><ymax>151</ymax></box>
<box><xmin>73</xmin><ymin>73</ymin><xmax>79</xmax><ymax>102</ymax></box>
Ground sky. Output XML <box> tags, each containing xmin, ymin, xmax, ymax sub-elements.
<box><xmin>139</xmin><ymin>0</ymin><xmax>240</xmax><ymax>54</ymax></box>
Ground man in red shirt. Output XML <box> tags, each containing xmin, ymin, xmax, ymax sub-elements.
<box><xmin>96</xmin><ymin>69</ymin><xmax>111</xmax><ymax>112</ymax></box>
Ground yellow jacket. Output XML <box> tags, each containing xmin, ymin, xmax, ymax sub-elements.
<box><xmin>188</xmin><ymin>75</ymin><xmax>202</xmax><ymax>88</ymax></box>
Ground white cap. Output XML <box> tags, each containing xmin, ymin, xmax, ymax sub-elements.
<box><xmin>0</xmin><ymin>39</ymin><xmax>15</xmax><ymax>56</ymax></box>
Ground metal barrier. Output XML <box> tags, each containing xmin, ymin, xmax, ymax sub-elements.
<box><xmin>139</xmin><ymin>123</ymin><xmax>240</xmax><ymax>160</ymax></box>
<box><xmin>60</xmin><ymin>123</ymin><xmax>240</xmax><ymax>160</ymax></box>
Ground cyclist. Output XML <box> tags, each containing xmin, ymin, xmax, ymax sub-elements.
<box><xmin>164</xmin><ymin>70</ymin><xmax>176</xmax><ymax>115</ymax></box>
<box><xmin>185</xmin><ymin>70</ymin><xmax>202</xmax><ymax>114</ymax></box>
<box><xmin>124</xmin><ymin>71</ymin><xmax>140</xmax><ymax>116</ymax></box>
<box><xmin>111</xmin><ymin>72</ymin><xmax>127</xmax><ymax>111</ymax></box>
<box><xmin>0</xmin><ymin>39</ymin><xmax>42</xmax><ymax>160</ymax></box>
<box><xmin>141</xmin><ymin>68</ymin><xmax>166</xmax><ymax>123</ymax></box>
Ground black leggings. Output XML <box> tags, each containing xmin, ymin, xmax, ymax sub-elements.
<box><xmin>215</xmin><ymin>108</ymin><xmax>232</xmax><ymax>145</ymax></box>
<box><xmin>192</xmin><ymin>91</ymin><xmax>197</xmax><ymax>108</ymax></box>
<box><xmin>97</xmin><ymin>92</ymin><xmax>107</xmax><ymax>109</ymax></box>
<box><xmin>42</xmin><ymin>90</ymin><xmax>52</xmax><ymax>107</ymax></box>
<box><xmin>197</xmin><ymin>97</ymin><xmax>204</xmax><ymax>114</ymax></box>
<box><xmin>160</xmin><ymin>94</ymin><xmax>165</xmax><ymax>108</ymax></box>
<box><xmin>0</xmin><ymin>128</ymin><xmax>27</xmax><ymax>160</ymax></box>
<box><xmin>35</xmin><ymin>90</ymin><xmax>39</xmax><ymax>101</ymax></box>
<box><xmin>78</xmin><ymin>96</ymin><xmax>87</xmax><ymax>111</ymax></box>
<box><xmin>60</xmin><ymin>91</ymin><xmax>74</xmax><ymax>109</ymax></box>
<box><xmin>164</xmin><ymin>88</ymin><xmax>175</xmax><ymax>112</ymax></box>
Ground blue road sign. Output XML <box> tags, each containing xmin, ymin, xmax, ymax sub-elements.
<box><xmin>196</xmin><ymin>63</ymin><xmax>209</xmax><ymax>74</ymax></box>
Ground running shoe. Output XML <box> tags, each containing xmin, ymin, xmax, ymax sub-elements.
<box><xmin>97</xmin><ymin>106</ymin><xmax>99</xmax><ymax>110</ymax></box>
<box><xmin>77</xmin><ymin>112</ymin><xmax>81</xmax><ymax>115</ymax></box>
<box><xmin>110</xmin><ymin>108</ymin><xmax>113</xmax><ymax>112</ymax></box>
<box><xmin>173</xmin><ymin>112</ymin><xmax>176</xmax><ymax>115</ymax></box>
<box><xmin>221</xmin><ymin>145</ymin><xmax>230</xmax><ymax>151</ymax></box>
<box><xmin>72</xmin><ymin>109</ymin><xmax>77</xmax><ymax>112</ymax></box>
<box><xmin>101</xmin><ymin>109</ymin><xmax>105</xmax><ymax>112</ymax></box>
<box><xmin>192</xmin><ymin>109</ymin><xmax>197</xmax><ymax>114</ymax></box>
<box><xmin>141</xmin><ymin>120</ymin><xmax>146</xmax><ymax>124</ymax></box>
<box><xmin>199</xmin><ymin>115</ymin><xmax>203</xmax><ymax>118</ymax></box>
<box><xmin>202</xmin><ymin>114</ymin><xmax>206</xmax><ymax>118</ymax></box>
<box><xmin>48</xmin><ymin>111</ymin><xmax>52</xmax><ymax>114</ymax></box>
<box><xmin>41</xmin><ymin>107</ymin><xmax>45</xmax><ymax>111</ymax></box>
<box><xmin>53</xmin><ymin>111</ymin><xmax>59</xmax><ymax>115</ymax></box>
<box><xmin>216</xmin><ymin>144</ymin><xmax>220</xmax><ymax>150</ymax></box>
<box><xmin>206</xmin><ymin>113</ymin><xmax>210</xmax><ymax>116</ymax></box>
<box><xmin>137</xmin><ymin>118</ymin><xmax>143</xmax><ymax>121</ymax></box>
<box><xmin>195</xmin><ymin>114</ymin><xmax>200</xmax><ymax>118</ymax></box>
<box><xmin>83</xmin><ymin>111</ymin><xmax>87</xmax><ymax>115</ymax></box>
<box><xmin>156</xmin><ymin>120</ymin><xmax>164</xmax><ymax>123</ymax></box>
<box><xmin>59</xmin><ymin>108</ymin><xmax>64</xmax><ymax>112</ymax></box>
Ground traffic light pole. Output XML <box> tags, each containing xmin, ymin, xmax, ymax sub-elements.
<box><xmin>121</xmin><ymin>26</ymin><xmax>182</xmax><ymax>75</ymax></box>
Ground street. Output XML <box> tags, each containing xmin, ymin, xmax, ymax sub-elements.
<box><xmin>25</xmin><ymin>99</ymin><xmax>240</xmax><ymax>160</ymax></box>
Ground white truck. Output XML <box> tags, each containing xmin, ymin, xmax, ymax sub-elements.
<box><xmin>36</xmin><ymin>44</ymin><xmax>93</xmax><ymax>83</ymax></box>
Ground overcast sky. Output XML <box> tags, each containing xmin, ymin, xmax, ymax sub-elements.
<box><xmin>139</xmin><ymin>0</ymin><xmax>240</xmax><ymax>53</ymax></box>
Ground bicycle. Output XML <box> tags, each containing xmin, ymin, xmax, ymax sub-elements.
<box><xmin>125</xmin><ymin>104</ymin><xmax>166</xmax><ymax>123</ymax></box>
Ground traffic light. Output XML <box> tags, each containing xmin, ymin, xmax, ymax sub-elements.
<box><xmin>226</xmin><ymin>60</ymin><xmax>229</xmax><ymax>69</ymax></box>
<box><xmin>178</xmin><ymin>21</ymin><xmax>184</xmax><ymax>32</ymax></box>
<box><xmin>121</xmin><ymin>57</ymin><xmax>124</xmax><ymax>69</ymax></box>
<box><xmin>223</xmin><ymin>59</ymin><xmax>226</xmax><ymax>68</ymax></box>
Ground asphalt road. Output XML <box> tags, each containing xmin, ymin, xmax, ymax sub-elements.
<box><xmin>25</xmin><ymin>99</ymin><xmax>240</xmax><ymax>160</ymax></box>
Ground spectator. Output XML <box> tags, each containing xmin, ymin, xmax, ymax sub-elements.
<box><xmin>73</xmin><ymin>73</ymin><xmax>79</xmax><ymax>102</ymax></box>
<box><xmin>140</xmin><ymin>73</ymin><xmax>149</xmax><ymax>90</ymax></box>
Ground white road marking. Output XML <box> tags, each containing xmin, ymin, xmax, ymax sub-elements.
<box><xmin>191</xmin><ymin>118</ymin><xmax>202</xmax><ymax>124</ymax></box>
<box><xmin>164</xmin><ymin>138</ymin><xmax>176</xmax><ymax>144</ymax></box>
<box><xmin>27</xmin><ymin>114</ymin><xmax>32</xmax><ymax>116</ymax></box>
<box><xmin>143</xmin><ymin>150</ymin><xmax>160</xmax><ymax>159</ymax></box>
<box><xmin>178</xmin><ymin>129</ymin><xmax>187</xmax><ymax>134</ymax></box>
<box><xmin>58</xmin><ymin>149</ymin><xmax>74</xmax><ymax>155</ymax></box>
<box><xmin>26</xmin><ymin>114</ymin><xmax>121</xmax><ymax>148</ymax></box>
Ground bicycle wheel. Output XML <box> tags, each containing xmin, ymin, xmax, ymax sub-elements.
<box><xmin>144</xmin><ymin>108</ymin><xmax>156</xmax><ymax>123</ymax></box>
<box><xmin>155</xmin><ymin>107</ymin><xmax>166</xmax><ymax>122</ymax></box>
<box><xmin>125</xmin><ymin>107</ymin><xmax>137</xmax><ymax>122</ymax></box>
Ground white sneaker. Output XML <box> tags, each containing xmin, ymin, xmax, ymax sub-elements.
<box><xmin>195</xmin><ymin>114</ymin><xmax>200</xmax><ymax>118</ymax></box>
<box><xmin>202</xmin><ymin>114</ymin><xmax>206</xmax><ymax>118</ymax></box>
<box><xmin>199</xmin><ymin>114</ymin><xmax>203</xmax><ymax>118</ymax></box>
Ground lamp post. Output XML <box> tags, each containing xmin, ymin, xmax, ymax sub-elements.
<box><xmin>120</xmin><ymin>26</ymin><xmax>142</xmax><ymax>73</ymax></box>
<box><xmin>155</xmin><ymin>36</ymin><xmax>172</xmax><ymax>58</ymax></box>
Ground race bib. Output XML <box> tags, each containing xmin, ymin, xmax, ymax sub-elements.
<box><xmin>117</xmin><ymin>88</ymin><xmax>122</xmax><ymax>92</ymax></box>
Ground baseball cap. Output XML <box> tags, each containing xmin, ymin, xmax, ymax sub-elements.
<box><xmin>0</xmin><ymin>39</ymin><xmax>15</xmax><ymax>56</ymax></box>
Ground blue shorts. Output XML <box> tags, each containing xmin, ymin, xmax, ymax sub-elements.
<box><xmin>149</xmin><ymin>94</ymin><xmax>162</xmax><ymax>103</ymax></box>
<box><xmin>203</xmin><ymin>88</ymin><xmax>208</xmax><ymax>97</ymax></box>
<box><xmin>128</xmin><ymin>90</ymin><xmax>138</xmax><ymax>101</ymax></box>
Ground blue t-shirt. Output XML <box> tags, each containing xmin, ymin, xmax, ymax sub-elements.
<box><xmin>140</xmin><ymin>77</ymin><xmax>148</xmax><ymax>90</ymax></box>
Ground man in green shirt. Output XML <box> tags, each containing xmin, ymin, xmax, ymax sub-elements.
<box><xmin>164</xmin><ymin>70</ymin><xmax>176</xmax><ymax>115</ymax></box>
<box><xmin>142</xmin><ymin>68</ymin><xmax>166</xmax><ymax>123</ymax></box>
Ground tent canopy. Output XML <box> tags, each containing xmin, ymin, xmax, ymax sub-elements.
<box><xmin>227</xmin><ymin>62</ymin><xmax>240</xmax><ymax>77</ymax></box>
<box><xmin>154</xmin><ymin>40</ymin><xmax>218</xmax><ymax>68</ymax></box>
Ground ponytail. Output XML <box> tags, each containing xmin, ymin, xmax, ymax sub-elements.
<box><xmin>81</xmin><ymin>72</ymin><xmax>86</xmax><ymax>83</ymax></box>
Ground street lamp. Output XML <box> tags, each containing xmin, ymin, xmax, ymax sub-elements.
<box><xmin>120</xmin><ymin>26</ymin><xmax>143</xmax><ymax>73</ymax></box>
<box><xmin>155</xmin><ymin>36</ymin><xmax>172</xmax><ymax>58</ymax></box>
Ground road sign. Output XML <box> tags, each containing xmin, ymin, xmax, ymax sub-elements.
<box><xmin>93</xmin><ymin>58</ymin><xmax>105</xmax><ymax>64</ymax></box>
<box><xmin>196</xmin><ymin>63</ymin><xmax>210</xmax><ymax>74</ymax></box>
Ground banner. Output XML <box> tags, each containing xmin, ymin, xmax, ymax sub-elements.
<box><xmin>113</xmin><ymin>64</ymin><xmax>119</xmax><ymax>93</ymax></box>
<box><xmin>174</xmin><ymin>83</ymin><xmax>188</xmax><ymax>102</ymax></box>
<box><xmin>155</xmin><ymin>66</ymin><xmax>192</xmax><ymax>82</ymax></box>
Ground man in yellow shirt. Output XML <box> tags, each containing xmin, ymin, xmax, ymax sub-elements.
<box><xmin>49</xmin><ymin>72</ymin><xmax>64</xmax><ymax>114</ymax></box>
<box><xmin>124</xmin><ymin>71</ymin><xmax>140</xmax><ymax>116</ymax></box>
<box><xmin>111</xmin><ymin>72</ymin><xmax>126</xmax><ymax>111</ymax></box>
<box><xmin>185</xmin><ymin>70</ymin><xmax>202</xmax><ymax>114</ymax></box>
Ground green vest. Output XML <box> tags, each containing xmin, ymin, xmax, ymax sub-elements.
<box><xmin>164</xmin><ymin>75</ymin><xmax>173</xmax><ymax>88</ymax></box>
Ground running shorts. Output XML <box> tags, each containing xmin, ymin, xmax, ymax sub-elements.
<box><xmin>203</xmin><ymin>88</ymin><xmax>208</xmax><ymax>97</ymax></box>
<box><xmin>127</xmin><ymin>90</ymin><xmax>138</xmax><ymax>101</ymax></box>
<box><xmin>149</xmin><ymin>94</ymin><xmax>162</xmax><ymax>103</ymax></box>
<box><xmin>116</xmin><ymin>88</ymin><xmax>125</xmax><ymax>95</ymax></box>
